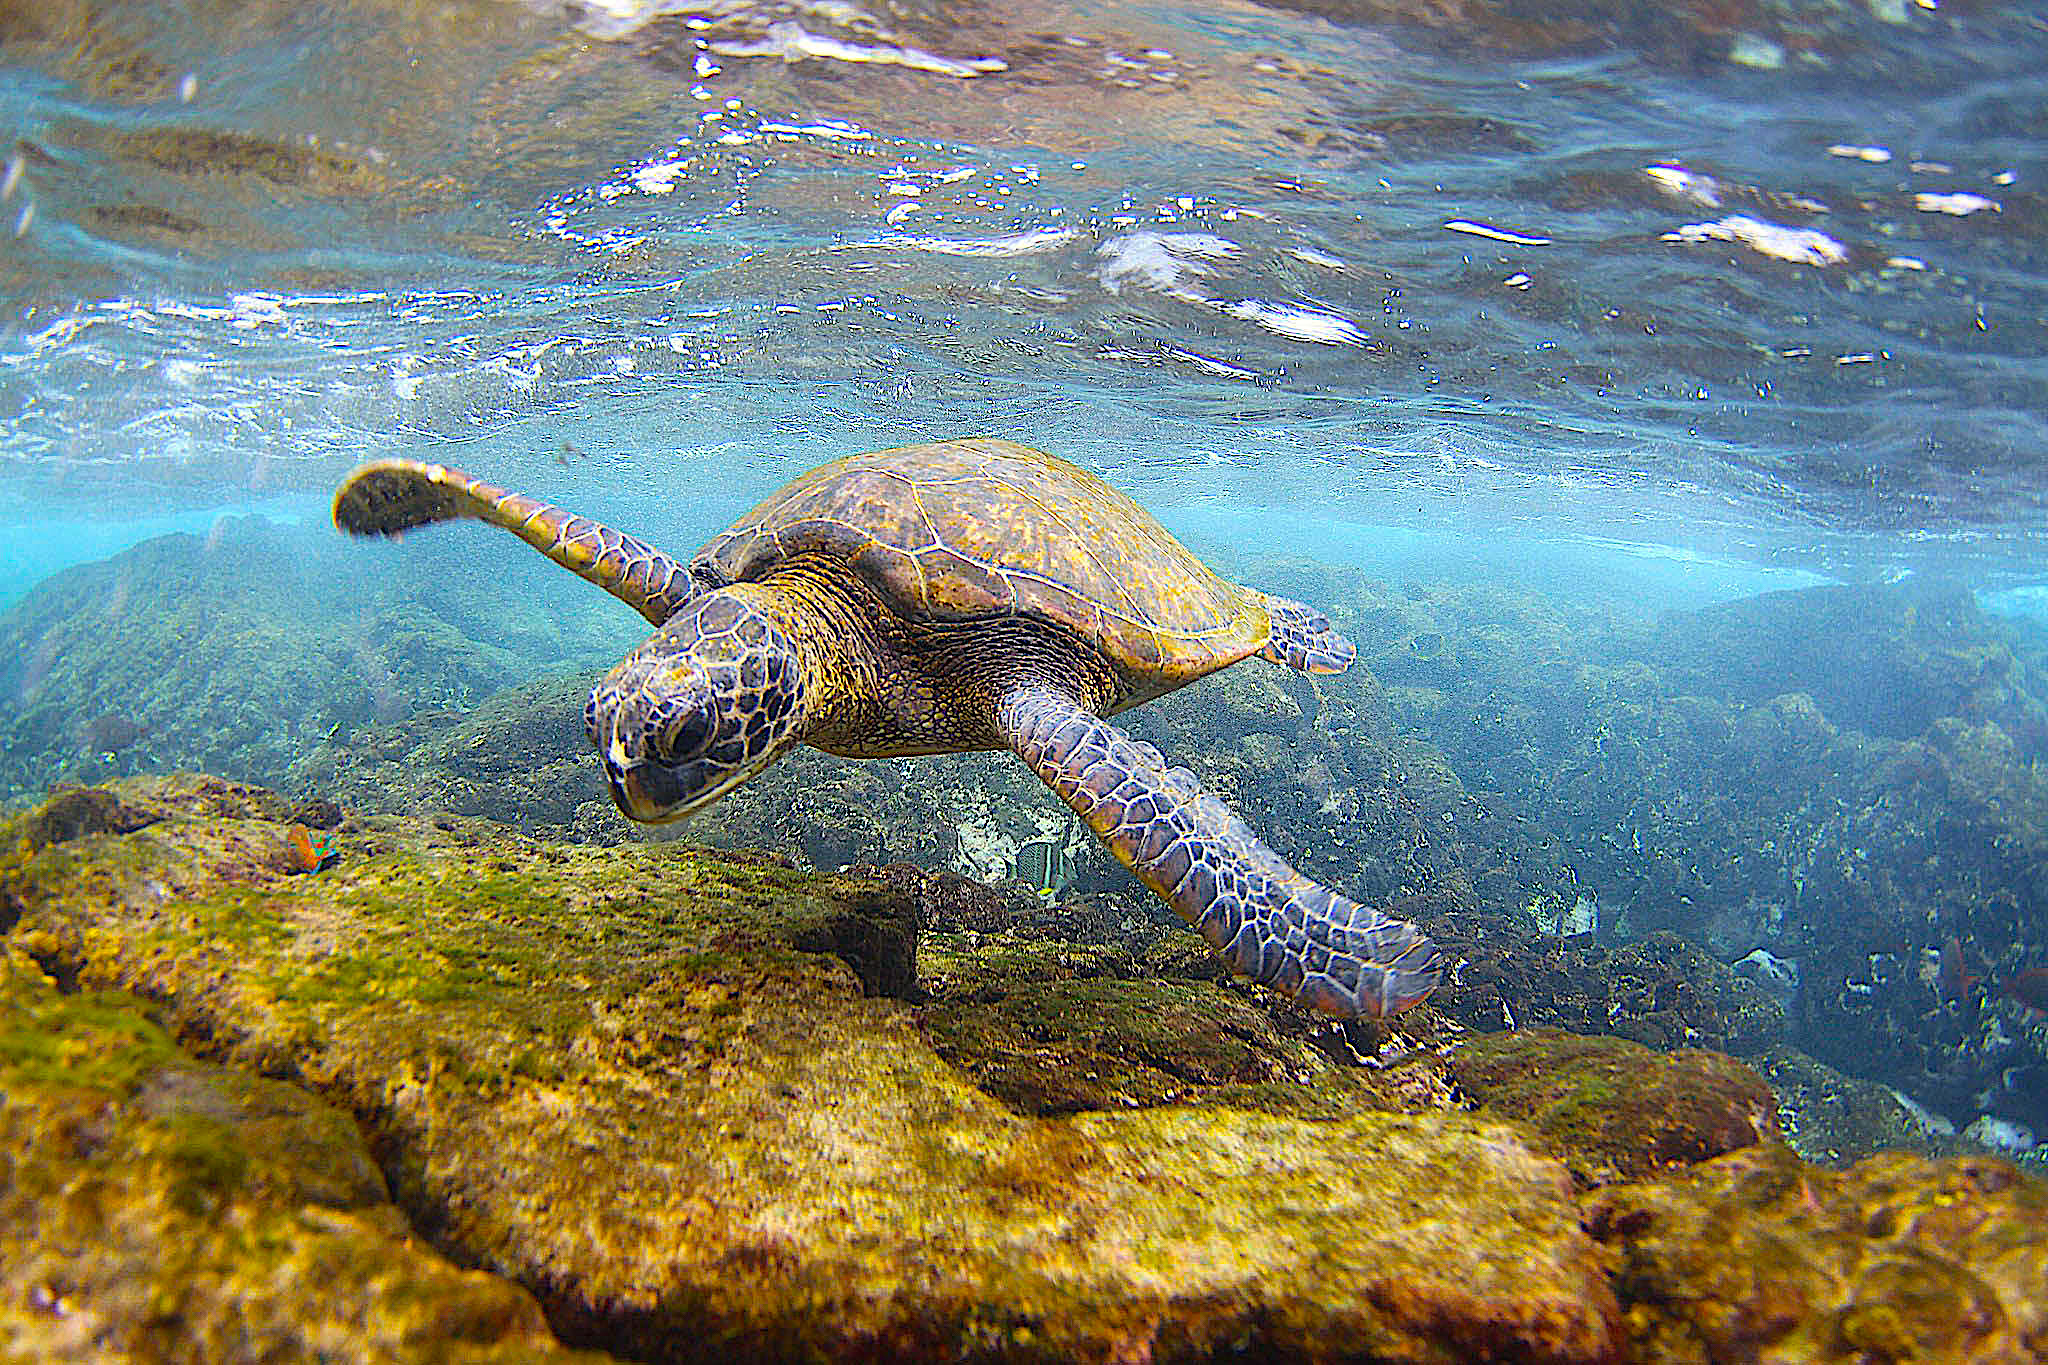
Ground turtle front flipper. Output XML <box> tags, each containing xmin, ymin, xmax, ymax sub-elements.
<box><xmin>333</xmin><ymin>458</ymin><xmax>698</xmax><ymax>626</ymax></box>
<box><xmin>997</xmin><ymin>687</ymin><xmax>1440</xmax><ymax>1018</ymax></box>
<box><xmin>1255</xmin><ymin>593</ymin><xmax>1356</xmax><ymax>674</ymax></box>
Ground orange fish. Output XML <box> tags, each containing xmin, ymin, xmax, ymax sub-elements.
<box><xmin>287</xmin><ymin>824</ymin><xmax>338</xmax><ymax>873</ymax></box>
<box><xmin>1938</xmin><ymin>935</ymin><xmax>1982</xmax><ymax>1006</ymax></box>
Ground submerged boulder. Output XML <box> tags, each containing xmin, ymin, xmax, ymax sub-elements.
<box><xmin>1584</xmin><ymin>1142</ymin><xmax>2048</xmax><ymax>1363</ymax></box>
<box><xmin>0</xmin><ymin>950</ymin><xmax>591</xmax><ymax>1364</ymax></box>
<box><xmin>1</xmin><ymin>775</ymin><xmax>1621</xmax><ymax>1364</ymax></box>
<box><xmin>1447</xmin><ymin>1029</ymin><xmax>1779</xmax><ymax>1188</ymax></box>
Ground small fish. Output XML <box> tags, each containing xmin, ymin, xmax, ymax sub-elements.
<box><xmin>1014</xmin><ymin>833</ymin><xmax>1075</xmax><ymax>898</ymax></box>
<box><xmin>1938</xmin><ymin>935</ymin><xmax>1982</xmax><ymax>1005</ymax></box>
<box><xmin>286</xmin><ymin>823</ymin><xmax>338</xmax><ymax>873</ymax></box>
<box><xmin>2003</xmin><ymin>968</ymin><xmax>2048</xmax><ymax>1015</ymax></box>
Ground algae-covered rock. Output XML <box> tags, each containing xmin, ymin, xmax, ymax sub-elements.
<box><xmin>0</xmin><ymin>950</ymin><xmax>597</xmax><ymax>1364</ymax></box>
<box><xmin>1583</xmin><ymin>1142</ymin><xmax>2048</xmax><ymax>1363</ymax></box>
<box><xmin>1439</xmin><ymin>920</ymin><xmax>1786</xmax><ymax>1055</ymax></box>
<box><xmin>1448</xmin><ymin>1029</ymin><xmax>1779</xmax><ymax>1187</ymax></box>
<box><xmin>2</xmin><ymin>775</ymin><xmax>1621</xmax><ymax>1364</ymax></box>
<box><xmin>917</xmin><ymin>932</ymin><xmax>1447</xmax><ymax>1119</ymax></box>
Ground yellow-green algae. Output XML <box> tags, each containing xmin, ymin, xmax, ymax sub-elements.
<box><xmin>1448</xmin><ymin>1028</ymin><xmax>1780</xmax><ymax>1187</ymax></box>
<box><xmin>917</xmin><ymin>931</ymin><xmax>1451</xmax><ymax>1119</ymax></box>
<box><xmin>2</xmin><ymin>776</ymin><xmax>1620</xmax><ymax>1364</ymax></box>
<box><xmin>0</xmin><ymin>948</ymin><xmax>602</xmax><ymax>1364</ymax></box>
<box><xmin>1584</xmin><ymin>1141</ymin><xmax>2048</xmax><ymax>1363</ymax></box>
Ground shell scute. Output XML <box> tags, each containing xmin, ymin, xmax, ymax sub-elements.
<box><xmin>696</xmin><ymin>438</ymin><xmax>1267</xmax><ymax>679</ymax></box>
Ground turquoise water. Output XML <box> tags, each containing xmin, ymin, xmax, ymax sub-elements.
<box><xmin>4</xmin><ymin>0</ymin><xmax>2044</xmax><ymax>606</ymax></box>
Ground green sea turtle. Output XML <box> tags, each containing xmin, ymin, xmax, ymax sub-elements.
<box><xmin>333</xmin><ymin>438</ymin><xmax>1441</xmax><ymax>1017</ymax></box>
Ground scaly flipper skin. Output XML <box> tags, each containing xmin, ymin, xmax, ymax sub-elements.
<box><xmin>1256</xmin><ymin>593</ymin><xmax>1357</xmax><ymax>674</ymax></box>
<box><xmin>332</xmin><ymin>458</ymin><xmax>699</xmax><ymax>626</ymax></box>
<box><xmin>997</xmin><ymin>686</ymin><xmax>1441</xmax><ymax>1018</ymax></box>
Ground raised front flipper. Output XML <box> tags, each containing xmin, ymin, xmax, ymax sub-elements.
<box><xmin>997</xmin><ymin>687</ymin><xmax>1440</xmax><ymax>1018</ymax></box>
<box><xmin>332</xmin><ymin>458</ymin><xmax>698</xmax><ymax>626</ymax></box>
<box><xmin>1255</xmin><ymin>593</ymin><xmax>1356</xmax><ymax>674</ymax></box>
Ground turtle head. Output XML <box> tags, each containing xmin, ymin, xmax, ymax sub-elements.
<box><xmin>587</xmin><ymin>590</ymin><xmax>807</xmax><ymax>823</ymax></box>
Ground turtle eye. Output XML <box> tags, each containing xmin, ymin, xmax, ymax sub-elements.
<box><xmin>662</xmin><ymin>707</ymin><xmax>715</xmax><ymax>762</ymax></box>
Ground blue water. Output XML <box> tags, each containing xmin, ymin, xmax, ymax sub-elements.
<box><xmin>2</xmin><ymin>0</ymin><xmax>2044</xmax><ymax>612</ymax></box>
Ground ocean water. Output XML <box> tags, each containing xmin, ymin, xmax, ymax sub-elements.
<box><xmin>5</xmin><ymin>0</ymin><xmax>2048</xmax><ymax>1341</ymax></box>
<box><xmin>5</xmin><ymin>0</ymin><xmax>2044</xmax><ymax>606</ymax></box>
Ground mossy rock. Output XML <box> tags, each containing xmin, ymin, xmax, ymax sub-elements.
<box><xmin>0</xmin><ymin>950</ymin><xmax>598</xmax><ymax>1364</ymax></box>
<box><xmin>916</xmin><ymin>931</ymin><xmax>1454</xmax><ymax>1120</ymax></box>
<box><xmin>1</xmin><ymin>776</ymin><xmax>1621</xmax><ymax>1364</ymax></box>
<box><xmin>1449</xmin><ymin>1029</ymin><xmax>1779</xmax><ymax>1187</ymax></box>
<box><xmin>1583</xmin><ymin>1142</ymin><xmax>2048</xmax><ymax>1363</ymax></box>
<box><xmin>917</xmin><ymin>930</ymin><xmax>1138</xmax><ymax>999</ymax></box>
<box><xmin>924</xmin><ymin>971</ymin><xmax>1347</xmax><ymax>1118</ymax></box>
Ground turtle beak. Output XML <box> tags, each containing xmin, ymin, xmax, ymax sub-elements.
<box><xmin>607</xmin><ymin>762</ymin><xmax>686</xmax><ymax>823</ymax></box>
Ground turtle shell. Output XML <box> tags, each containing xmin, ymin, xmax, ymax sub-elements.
<box><xmin>694</xmin><ymin>438</ymin><xmax>1269</xmax><ymax>684</ymax></box>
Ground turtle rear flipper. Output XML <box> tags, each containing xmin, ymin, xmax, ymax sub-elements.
<box><xmin>1256</xmin><ymin>593</ymin><xmax>1356</xmax><ymax>674</ymax></box>
<box><xmin>997</xmin><ymin>686</ymin><xmax>1440</xmax><ymax>1018</ymax></box>
<box><xmin>333</xmin><ymin>458</ymin><xmax>698</xmax><ymax>626</ymax></box>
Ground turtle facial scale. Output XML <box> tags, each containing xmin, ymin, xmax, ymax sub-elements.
<box><xmin>587</xmin><ymin>589</ymin><xmax>807</xmax><ymax>823</ymax></box>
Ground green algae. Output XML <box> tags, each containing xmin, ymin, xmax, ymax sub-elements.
<box><xmin>0</xmin><ymin>950</ymin><xmax>602</xmax><ymax>1364</ymax></box>
<box><xmin>2</xmin><ymin>776</ymin><xmax>1620</xmax><ymax>1363</ymax></box>
<box><xmin>1450</xmin><ymin>1028</ymin><xmax>1779</xmax><ymax>1187</ymax></box>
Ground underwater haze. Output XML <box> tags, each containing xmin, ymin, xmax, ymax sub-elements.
<box><xmin>5</xmin><ymin>0</ymin><xmax>2048</xmax><ymax>1359</ymax></box>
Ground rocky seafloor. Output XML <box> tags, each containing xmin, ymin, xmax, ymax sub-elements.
<box><xmin>5</xmin><ymin>772</ymin><xmax>2047</xmax><ymax>1363</ymax></box>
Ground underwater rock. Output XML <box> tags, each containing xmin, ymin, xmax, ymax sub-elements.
<box><xmin>12</xmin><ymin>784</ymin><xmax>157</xmax><ymax>852</ymax></box>
<box><xmin>1583</xmin><ymin>1142</ymin><xmax>2048</xmax><ymax>1363</ymax></box>
<box><xmin>0</xmin><ymin>951</ymin><xmax>590</xmax><ymax>1364</ymax></box>
<box><xmin>916</xmin><ymin>931</ymin><xmax>1452</xmax><ymax>1119</ymax></box>
<box><xmin>1447</xmin><ymin>1029</ymin><xmax>1779</xmax><ymax>1188</ymax></box>
<box><xmin>1</xmin><ymin>775</ymin><xmax>1622</xmax><ymax>1364</ymax></box>
<box><xmin>0</xmin><ymin>519</ymin><xmax>635</xmax><ymax>809</ymax></box>
<box><xmin>1439</xmin><ymin>920</ymin><xmax>1785</xmax><ymax>1055</ymax></box>
<box><xmin>1752</xmin><ymin>1045</ymin><xmax>1988</xmax><ymax>1168</ymax></box>
<box><xmin>1331</xmin><ymin>567</ymin><xmax>2048</xmax><ymax>1140</ymax></box>
<box><xmin>1657</xmin><ymin>579</ymin><xmax>2032</xmax><ymax>743</ymax></box>
<box><xmin>290</xmin><ymin>671</ymin><xmax>628</xmax><ymax>839</ymax></box>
